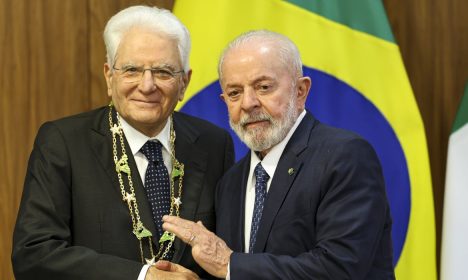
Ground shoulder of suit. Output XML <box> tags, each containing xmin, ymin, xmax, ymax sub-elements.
<box><xmin>173</xmin><ymin>111</ymin><xmax>230</xmax><ymax>136</ymax></box>
<box><xmin>40</xmin><ymin>106</ymin><xmax>107</xmax><ymax>136</ymax></box>
<box><xmin>311</xmin><ymin>121</ymin><xmax>367</xmax><ymax>144</ymax></box>
<box><xmin>51</xmin><ymin>106</ymin><xmax>106</xmax><ymax>125</ymax></box>
<box><xmin>302</xmin><ymin>121</ymin><xmax>377</xmax><ymax>163</ymax></box>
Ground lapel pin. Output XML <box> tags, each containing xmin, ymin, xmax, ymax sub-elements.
<box><xmin>288</xmin><ymin>168</ymin><xmax>295</xmax><ymax>175</ymax></box>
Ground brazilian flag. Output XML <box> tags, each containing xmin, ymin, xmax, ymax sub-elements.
<box><xmin>174</xmin><ymin>1</ymin><xmax>436</xmax><ymax>279</ymax></box>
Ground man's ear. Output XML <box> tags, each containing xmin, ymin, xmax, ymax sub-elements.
<box><xmin>296</xmin><ymin>76</ymin><xmax>311</xmax><ymax>110</ymax></box>
<box><xmin>219</xmin><ymin>93</ymin><xmax>226</xmax><ymax>104</ymax></box>
<box><xmin>178</xmin><ymin>69</ymin><xmax>192</xmax><ymax>101</ymax></box>
<box><xmin>104</xmin><ymin>63</ymin><xmax>113</xmax><ymax>97</ymax></box>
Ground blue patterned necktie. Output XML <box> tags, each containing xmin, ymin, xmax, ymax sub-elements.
<box><xmin>140</xmin><ymin>141</ymin><xmax>171</xmax><ymax>239</ymax></box>
<box><xmin>249</xmin><ymin>162</ymin><xmax>270</xmax><ymax>253</ymax></box>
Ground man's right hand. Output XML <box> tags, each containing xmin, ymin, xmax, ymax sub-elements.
<box><xmin>145</xmin><ymin>261</ymin><xmax>200</xmax><ymax>280</ymax></box>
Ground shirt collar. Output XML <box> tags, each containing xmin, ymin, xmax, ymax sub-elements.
<box><xmin>250</xmin><ymin>110</ymin><xmax>306</xmax><ymax>178</ymax></box>
<box><xmin>119</xmin><ymin>116</ymin><xmax>172</xmax><ymax>156</ymax></box>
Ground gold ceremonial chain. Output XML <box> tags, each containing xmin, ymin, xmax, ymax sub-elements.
<box><xmin>108</xmin><ymin>102</ymin><xmax>185</xmax><ymax>265</ymax></box>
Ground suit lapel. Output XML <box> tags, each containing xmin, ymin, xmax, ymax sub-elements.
<box><xmin>230</xmin><ymin>156</ymin><xmax>251</xmax><ymax>252</ymax></box>
<box><xmin>252</xmin><ymin>113</ymin><xmax>315</xmax><ymax>253</ymax></box>
<box><xmin>89</xmin><ymin>107</ymin><xmax>158</xmax><ymax>247</ymax></box>
<box><xmin>252</xmin><ymin>153</ymin><xmax>303</xmax><ymax>253</ymax></box>
<box><xmin>170</xmin><ymin>113</ymin><xmax>208</xmax><ymax>263</ymax></box>
<box><xmin>89</xmin><ymin>108</ymin><xmax>121</xmax><ymax>199</ymax></box>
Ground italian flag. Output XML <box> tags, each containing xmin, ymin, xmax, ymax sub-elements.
<box><xmin>441</xmin><ymin>83</ymin><xmax>468</xmax><ymax>280</ymax></box>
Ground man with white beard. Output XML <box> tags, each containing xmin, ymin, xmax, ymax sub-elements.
<box><xmin>161</xmin><ymin>30</ymin><xmax>395</xmax><ymax>280</ymax></box>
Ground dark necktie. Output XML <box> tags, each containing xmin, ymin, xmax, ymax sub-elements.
<box><xmin>140</xmin><ymin>141</ymin><xmax>171</xmax><ymax>238</ymax></box>
<box><xmin>249</xmin><ymin>162</ymin><xmax>270</xmax><ymax>253</ymax></box>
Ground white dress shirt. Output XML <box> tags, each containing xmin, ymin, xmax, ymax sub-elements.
<box><xmin>119</xmin><ymin>116</ymin><xmax>173</xmax><ymax>280</ymax></box>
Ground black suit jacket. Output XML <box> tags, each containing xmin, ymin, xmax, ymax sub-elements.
<box><xmin>216</xmin><ymin>112</ymin><xmax>395</xmax><ymax>279</ymax></box>
<box><xmin>12</xmin><ymin>107</ymin><xmax>234</xmax><ymax>280</ymax></box>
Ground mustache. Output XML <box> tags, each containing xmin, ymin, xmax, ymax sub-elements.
<box><xmin>239</xmin><ymin>111</ymin><xmax>273</xmax><ymax>127</ymax></box>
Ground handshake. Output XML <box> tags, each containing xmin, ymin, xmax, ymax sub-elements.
<box><xmin>145</xmin><ymin>215</ymin><xmax>233</xmax><ymax>280</ymax></box>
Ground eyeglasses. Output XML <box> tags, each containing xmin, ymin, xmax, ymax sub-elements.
<box><xmin>113</xmin><ymin>65</ymin><xmax>184</xmax><ymax>84</ymax></box>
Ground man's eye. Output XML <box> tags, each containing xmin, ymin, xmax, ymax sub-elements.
<box><xmin>258</xmin><ymin>84</ymin><xmax>271</xmax><ymax>91</ymax></box>
<box><xmin>227</xmin><ymin>90</ymin><xmax>241</xmax><ymax>99</ymax></box>
<box><xmin>153</xmin><ymin>69</ymin><xmax>173</xmax><ymax>78</ymax></box>
<box><xmin>123</xmin><ymin>67</ymin><xmax>139</xmax><ymax>74</ymax></box>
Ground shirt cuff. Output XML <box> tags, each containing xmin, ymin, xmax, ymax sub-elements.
<box><xmin>138</xmin><ymin>264</ymin><xmax>150</xmax><ymax>280</ymax></box>
<box><xmin>225</xmin><ymin>261</ymin><xmax>231</xmax><ymax>280</ymax></box>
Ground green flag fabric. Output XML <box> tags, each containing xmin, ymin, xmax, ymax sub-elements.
<box><xmin>441</xmin><ymin>82</ymin><xmax>468</xmax><ymax>280</ymax></box>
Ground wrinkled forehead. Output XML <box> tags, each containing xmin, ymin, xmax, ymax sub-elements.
<box><xmin>222</xmin><ymin>43</ymin><xmax>291</xmax><ymax>80</ymax></box>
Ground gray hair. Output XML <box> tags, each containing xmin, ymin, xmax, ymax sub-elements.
<box><xmin>103</xmin><ymin>5</ymin><xmax>191</xmax><ymax>72</ymax></box>
<box><xmin>218</xmin><ymin>30</ymin><xmax>303</xmax><ymax>81</ymax></box>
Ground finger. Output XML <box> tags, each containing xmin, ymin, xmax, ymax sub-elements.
<box><xmin>154</xmin><ymin>260</ymin><xmax>172</xmax><ymax>271</ymax></box>
<box><xmin>155</xmin><ymin>261</ymin><xmax>200</xmax><ymax>277</ymax></box>
<box><xmin>163</xmin><ymin>215</ymin><xmax>193</xmax><ymax>227</ymax></box>
<box><xmin>162</xmin><ymin>217</ymin><xmax>213</xmax><ymax>248</ymax></box>
<box><xmin>149</xmin><ymin>266</ymin><xmax>200</xmax><ymax>280</ymax></box>
<box><xmin>165</xmin><ymin>216</ymin><xmax>206</xmax><ymax>236</ymax></box>
<box><xmin>163</xmin><ymin>216</ymin><xmax>196</xmax><ymax>235</ymax></box>
<box><xmin>163</xmin><ymin>219</ymin><xmax>194</xmax><ymax>244</ymax></box>
<box><xmin>171</xmin><ymin>263</ymin><xmax>196</xmax><ymax>274</ymax></box>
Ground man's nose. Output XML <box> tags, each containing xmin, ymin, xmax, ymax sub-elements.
<box><xmin>138</xmin><ymin>70</ymin><xmax>157</xmax><ymax>93</ymax></box>
<box><xmin>241</xmin><ymin>88</ymin><xmax>260</xmax><ymax>111</ymax></box>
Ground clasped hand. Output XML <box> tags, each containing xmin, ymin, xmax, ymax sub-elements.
<box><xmin>145</xmin><ymin>260</ymin><xmax>199</xmax><ymax>280</ymax></box>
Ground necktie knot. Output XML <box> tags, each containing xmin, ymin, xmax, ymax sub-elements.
<box><xmin>141</xmin><ymin>140</ymin><xmax>164</xmax><ymax>163</ymax></box>
<box><xmin>254</xmin><ymin>163</ymin><xmax>270</xmax><ymax>184</ymax></box>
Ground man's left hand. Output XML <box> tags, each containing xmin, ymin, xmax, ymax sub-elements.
<box><xmin>162</xmin><ymin>215</ymin><xmax>233</xmax><ymax>278</ymax></box>
<box><xmin>145</xmin><ymin>261</ymin><xmax>199</xmax><ymax>280</ymax></box>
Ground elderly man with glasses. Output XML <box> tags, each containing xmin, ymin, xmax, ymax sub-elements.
<box><xmin>12</xmin><ymin>6</ymin><xmax>234</xmax><ymax>280</ymax></box>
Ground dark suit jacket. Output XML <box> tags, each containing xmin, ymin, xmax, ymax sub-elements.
<box><xmin>216</xmin><ymin>112</ymin><xmax>395</xmax><ymax>279</ymax></box>
<box><xmin>12</xmin><ymin>106</ymin><xmax>234</xmax><ymax>280</ymax></box>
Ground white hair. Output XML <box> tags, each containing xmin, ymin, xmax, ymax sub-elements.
<box><xmin>103</xmin><ymin>5</ymin><xmax>191</xmax><ymax>72</ymax></box>
<box><xmin>218</xmin><ymin>30</ymin><xmax>303</xmax><ymax>81</ymax></box>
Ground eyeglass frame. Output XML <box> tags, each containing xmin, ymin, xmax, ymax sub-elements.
<box><xmin>112</xmin><ymin>64</ymin><xmax>185</xmax><ymax>84</ymax></box>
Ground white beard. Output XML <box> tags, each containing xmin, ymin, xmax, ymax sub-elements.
<box><xmin>229</xmin><ymin>96</ymin><xmax>298</xmax><ymax>152</ymax></box>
